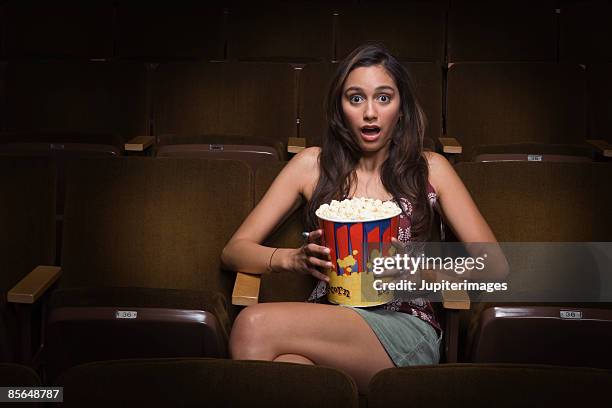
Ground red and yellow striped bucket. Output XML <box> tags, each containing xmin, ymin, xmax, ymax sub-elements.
<box><xmin>318</xmin><ymin>214</ymin><xmax>399</xmax><ymax>307</ymax></box>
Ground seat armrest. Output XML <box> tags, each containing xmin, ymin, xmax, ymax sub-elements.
<box><xmin>438</xmin><ymin>136</ymin><xmax>462</xmax><ymax>154</ymax></box>
<box><xmin>232</xmin><ymin>272</ymin><xmax>261</xmax><ymax>306</ymax></box>
<box><xmin>8</xmin><ymin>265</ymin><xmax>62</xmax><ymax>304</ymax></box>
<box><xmin>586</xmin><ymin>139</ymin><xmax>612</xmax><ymax>158</ymax></box>
<box><xmin>124</xmin><ymin>136</ymin><xmax>155</xmax><ymax>152</ymax></box>
<box><xmin>441</xmin><ymin>290</ymin><xmax>471</xmax><ymax>310</ymax></box>
<box><xmin>288</xmin><ymin>137</ymin><xmax>306</xmax><ymax>154</ymax></box>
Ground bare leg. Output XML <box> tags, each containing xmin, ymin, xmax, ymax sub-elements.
<box><xmin>273</xmin><ymin>354</ymin><xmax>315</xmax><ymax>364</ymax></box>
<box><xmin>229</xmin><ymin>302</ymin><xmax>394</xmax><ymax>392</ymax></box>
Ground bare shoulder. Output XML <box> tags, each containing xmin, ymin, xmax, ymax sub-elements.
<box><xmin>422</xmin><ymin>151</ymin><xmax>455</xmax><ymax>196</ymax></box>
<box><xmin>291</xmin><ymin>146</ymin><xmax>321</xmax><ymax>169</ymax></box>
<box><xmin>285</xmin><ymin>146</ymin><xmax>321</xmax><ymax>196</ymax></box>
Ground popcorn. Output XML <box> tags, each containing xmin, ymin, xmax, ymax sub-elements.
<box><xmin>316</xmin><ymin>197</ymin><xmax>402</xmax><ymax>222</ymax></box>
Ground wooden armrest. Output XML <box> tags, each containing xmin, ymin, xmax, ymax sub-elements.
<box><xmin>441</xmin><ymin>290</ymin><xmax>470</xmax><ymax>310</ymax></box>
<box><xmin>586</xmin><ymin>139</ymin><xmax>612</xmax><ymax>158</ymax></box>
<box><xmin>438</xmin><ymin>137</ymin><xmax>462</xmax><ymax>154</ymax></box>
<box><xmin>124</xmin><ymin>136</ymin><xmax>155</xmax><ymax>152</ymax></box>
<box><xmin>287</xmin><ymin>137</ymin><xmax>306</xmax><ymax>154</ymax></box>
<box><xmin>232</xmin><ymin>272</ymin><xmax>261</xmax><ymax>306</ymax></box>
<box><xmin>8</xmin><ymin>265</ymin><xmax>62</xmax><ymax>304</ymax></box>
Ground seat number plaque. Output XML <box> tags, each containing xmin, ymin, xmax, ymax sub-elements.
<box><xmin>560</xmin><ymin>310</ymin><xmax>582</xmax><ymax>319</ymax></box>
<box><xmin>115</xmin><ymin>310</ymin><xmax>138</xmax><ymax>319</ymax></box>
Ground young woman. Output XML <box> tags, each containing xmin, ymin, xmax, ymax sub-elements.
<box><xmin>221</xmin><ymin>43</ymin><xmax>497</xmax><ymax>392</ymax></box>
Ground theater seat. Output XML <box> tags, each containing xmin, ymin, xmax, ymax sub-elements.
<box><xmin>56</xmin><ymin>358</ymin><xmax>358</xmax><ymax>407</ymax></box>
<box><xmin>456</xmin><ymin>161</ymin><xmax>612</xmax><ymax>367</ymax></box>
<box><xmin>226</xmin><ymin>3</ymin><xmax>333</xmax><ymax>62</ymax></box>
<box><xmin>115</xmin><ymin>3</ymin><xmax>225</xmax><ymax>61</ymax></box>
<box><xmin>446</xmin><ymin>63</ymin><xmax>593</xmax><ymax>162</ymax></box>
<box><xmin>368</xmin><ymin>364</ymin><xmax>612</xmax><ymax>407</ymax></box>
<box><xmin>470</xmin><ymin>306</ymin><xmax>612</xmax><ymax>368</ymax></box>
<box><xmin>448</xmin><ymin>0</ymin><xmax>557</xmax><ymax>62</ymax></box>
<box><xmin>42</xmin><ymin>158</ymin><xmax>252</xmax><ymax>380</ymax></box>
<box><xmin>151</xmin><ymin>62</ymin><xmax>296</xmax><ymax>159</ymax></box>
<box><xmin>0</xmin><ymin>363</ymin><xmax>42</xmax><ymax>408</ymax></box>
<box><xmin>1</xmin><ymin>158</ymin><xmax>56</xmax><ymax>363</ymax></box>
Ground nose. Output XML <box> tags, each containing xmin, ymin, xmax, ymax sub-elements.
<box><xmin>363</xmin><ymin>100</ymin><xmax>377</xmax><ymax>122</ymax></box>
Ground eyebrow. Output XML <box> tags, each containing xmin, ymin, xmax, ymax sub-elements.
<box><xmin>344</xmin><ymin>85</ymin><xmax>396</xmax><ymax>94</ymax></box>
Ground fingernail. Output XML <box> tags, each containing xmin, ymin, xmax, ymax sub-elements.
<box><xmin>326</xmin><ymin>262</ymin><xmax>333</xmax><ymax>268</ymax></box>
<box><xmin>324</xmin><ymin>248</ymin><xmax>330</xmax><ymax>254</ymax></box>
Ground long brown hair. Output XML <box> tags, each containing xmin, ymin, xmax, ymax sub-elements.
<box><xmin>305</xmin><ymin>43</ymin><xmax>435</xmax><ymax>240</ymax></box>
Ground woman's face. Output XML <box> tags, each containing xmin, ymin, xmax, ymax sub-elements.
<box><xmin>341</xmin><ymin>64</ymin><xmax>402</xmax><ymax>154</ymax></box>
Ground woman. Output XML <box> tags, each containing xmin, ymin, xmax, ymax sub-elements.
<box><xmin>221</xmin><ymin>43</ymin><xmax>497</xmax><ymax>392</ymax></box>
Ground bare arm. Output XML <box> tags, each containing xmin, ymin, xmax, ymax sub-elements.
<box><xmin>221</xmin><ymin>147</ymin><xmax>331</xmax><ymax>281</ymax></box>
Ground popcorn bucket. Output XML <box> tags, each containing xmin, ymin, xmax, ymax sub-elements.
<box><xmin>318</xmin><ymin>213</ymin><xmax>399</xmax><ymax>307</ymax></box>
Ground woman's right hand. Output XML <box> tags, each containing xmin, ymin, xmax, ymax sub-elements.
<box><xmin>272</xmin><ymin>229</ymin><xmax>332</xmax><ymax>282</ymax></box>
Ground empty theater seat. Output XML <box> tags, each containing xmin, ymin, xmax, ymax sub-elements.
<box><xmin>42</xmin><ymin>157</ymin><xmax>253</xmax><ymax>380</ymax></box>
<box><xmin>0</xmin><ymin>363</ymin><xmax>42</xmax><ymax>407</ymax></box>
<box><xmin>299</xmin><ymin>62</ymin><xmax>442</xmax><ymax>148</ymax></box>
<box><xmin>115</xmin><ymin>3</ymin><xmax>225</xmax><ymax>61</ymax></box>
<box><xmin>335</xmin><ymin>1</ymin><xmax>446</xmax><ymax>62</ymax></box>
<box><xmin>0</xmin><ymin>60</ymin><xmax>148</xmax><ymax>150</ymax></box>
<box><xmin>446</xmin><ymin>63</ymin><xmax>592</xmax><ymax>162</ymax></box>
<box><xmin>2</xmin><ymin>1</ymin><xmax>113</xmax><ymax>59</ymax></box>
<box><xmin>56</xmin><ymin>358</ymin><xmax>358</xmax><ymax>407</ymax></box>
<box><xmin>587</xmin><ymin>64</ymin><xmax>612</xmax><ymax>145</ymax></box>
<box><xmin>456</xmin><ymin>161</ymin><xmax>612</xmax><ymax>367</ymax></box>
<box><xmin>227</xmin><ymin>3</ymin><xmax>333</xmax><ymax>62</ymax></box>
<box><xmin>1</xmin><ymin>158</ymin><xmax>56</xmax><ymax>364</ymax></box>
<box><xmin>560</xmin><ymin>0</ymin><xmax>612</xmax><ymax>63</ymax></box>
<box><xmin>151</xmin><ymin>62</ymin><xmax>296</xmax><ymax>159</ymax></box>
<box><xmin>368</xmin><ymin>364</ymin><xmax>612</xmax><ymax>407</ymax></box>
<box><xmin>448</xmin><ymin>0</ymin><xmax>557</xmax><ymax>62</ymax></box>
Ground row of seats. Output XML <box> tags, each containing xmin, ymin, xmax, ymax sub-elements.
<box><xmin>1</xmin><ymin>60</ymin><xmax>611</xmax><ymax>160</ymax></box>
<box><xmin>2</xmin><ymin>156</ymin><xmax>611</xmax><ymax>383</ymax></box>
<box><xmin>2</xmin><ymin>360</ymin><xmax>611</xmax><ymax>407</ymax></box>
<box><xmin>0</xmin><ymin>1</ymin><xmax>610</xmax><ymax>62</ymax></box>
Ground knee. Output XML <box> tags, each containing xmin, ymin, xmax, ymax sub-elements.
<box><xmin>229</xmin><ymin>304</ymin><xmax>275</xmax><ymax>360</ymax></box>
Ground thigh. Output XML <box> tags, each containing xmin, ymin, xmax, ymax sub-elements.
<box><xmin>232</xmin><ymin>302</ymin><xmax>394</xmax><ymax>391</ymax></box>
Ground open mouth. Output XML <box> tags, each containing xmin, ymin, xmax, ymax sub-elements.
<box><xmin>360</xmin><ymin>126</ymin><xmax>381</xmax><ymax>140</ymax></box>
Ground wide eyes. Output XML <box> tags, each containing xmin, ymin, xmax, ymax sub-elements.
<box><xmin>347</xmin><ymin>94</ymin><xmax>392</xmax><ymax>104</ymax></box>
<box><xmin>349</xmin><ymin>95</ymin><xmax>364</xmax><ymax>104</ymax></box>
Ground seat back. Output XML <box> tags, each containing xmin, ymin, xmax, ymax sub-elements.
<box><xmin>227</xmin><ymin>3</ymin><xmax>333</xmax><ymax>62</ymax></box>
<box><xmin>44</xmin><ymin>158</ymin><xmax>252</xmax><ymax>378</ymax></box>
<box><xmin>0</xmin><ymin>61</ymin><xmax>148</xmax><ymax>147</ymax></box>
<box><xmin>115</xmin><ymin>4</ymin><xmax>225</xmax><ymax>60</ymax></box>
<box><xmin>335</xmin><ymin>2</ymin><xmax>446</xmax><ymax>62</ymax></box>
<box><xmin>151</xmin><ymin>62</ymin><xmax>296</xmax><ymax>159</ymax></box>
<box><xmin>57</xmin><ymin>358</ymin><xmax>358</xmax><ymax>407</ymax></box>
<box><xmin>587</xmin><ymin>64</ymin><xmax>612</xmax><ymax>144</ymax></box>
<box><xmin>448</xmin><ymin>0</ymin><xmax>557</xmax><ymax>62</ymax></box>
<box><xmin>368</xmin><ymin>364</ymin><xmax>612</xmax><ymax>407</ymax></box>
<box><xmin>560</xmin><ymin>0</ymin><xmax>612</xmax><ymax>63</ymax></box>
<box><xmin>0</xmin><ymin>157</ymin><xmax>56</xmax><ymax>362</ymax></box>
<box><xmin>2</xmin><ymin>2</ymin><xmax>113</xmax><ymax>59</ymax></box>
<box><xmin>447</xmin><ymin>63</ymin><xmax>588</xmax><ymax>162</ymax></box>
<box><xmin>60</xmin><ymin>156</ymin><xmax>252</xmax><ymax>303</ymax></box>
<box><xmin>456</xmin><ymin>161</ymin><xmax>612</xmax><ymax>366</ymax></box>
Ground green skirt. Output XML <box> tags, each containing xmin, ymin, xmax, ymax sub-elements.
<box><xmin>342</xmin><ymin>306</ymin><xmax>442</xmax><ymax>367</ymax></box>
